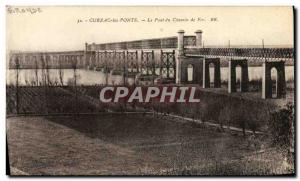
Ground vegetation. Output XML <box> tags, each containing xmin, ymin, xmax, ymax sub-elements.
<box><xmin>7</xmin><ymin>114</ymin><xmax>294</xmax><ymax>175</ymax></box>
<box><xmin>268</xmin><ymin>103</ymin><xmax>295</xmax><ymax>171</ymax></box>
<box><xmin>6</xmin><ymin>78</ymin><xmax>295</xmax><ymax>175</ymax></box>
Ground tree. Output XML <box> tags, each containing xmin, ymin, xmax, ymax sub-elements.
<box><xmin>123</xmin><ymin>52</ymin><xmax>127</xmax><ymax>86</ymax></box>
<box><xmin>72</xmin><ymin>56</ymin><xmax>79</xmax><ymax>115</ymax></box>
<box><xmin>268</xmin><ymin>103</ymin><xmax>295</xmax><ymax>168</ymax></box>
<box><xmin>15</xmin><ymin>56</ymin><xmax>20</xmax><ymax>114</ymax></box>
<box><xmin>218</xmin><ymin>105</ymin><xmax>232</xmax><ymax>130</ymax></box>
<box><xmin>34</xmin><ymin>58</ymin><xmax>39</xmax><ymax>86</ymax></box>
<box><xmin>41</xmin><ymin>55</ymin><xmax>48</xmax><ymax>114</ymax></box>
<box><xmin>59</xmin><ymin>58</ymin><xmax>64</xmax><ymax>86</ymax></box>
<box><xmin>45</xmin><ymin>56</ymin><xmax>51</xmax><ymax>86</ymax></box>
<box><xmin>268</xmin><ymin>103</ymin><xmax>294</xmax><ymax>148</ymax></box>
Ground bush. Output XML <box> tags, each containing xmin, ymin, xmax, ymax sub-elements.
<box><xmin>268</xmin><ymin>103</ymin><xmax>294</xmax><ymax>148</ymax></box>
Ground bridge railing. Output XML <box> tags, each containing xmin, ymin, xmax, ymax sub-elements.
<box><xmin>86</xmin><ymin>36</ymin><xmax>196</xmax><ymax>51</ymax></box>
<box><xmin>185</xmin><ymin>48</ymin><xmax>294</xmax><ymax>60</ymax></box>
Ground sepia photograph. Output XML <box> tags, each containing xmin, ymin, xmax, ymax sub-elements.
<box><xmin>5</xmin><ymin>6</ymin><xmax>295</xmax><ymax>176</ymax></box>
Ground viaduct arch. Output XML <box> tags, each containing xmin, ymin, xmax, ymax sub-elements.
<box><xmin>262</xmin><ymin>61</ymin><xmax>286</xmax><ymax>99</ymax></box>
<box><xmin>228</xmin><ymin>59</ymin><xmax>249</xmax><ymax>93</ymax></box>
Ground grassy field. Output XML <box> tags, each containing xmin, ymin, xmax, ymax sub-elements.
<box><xmin>7</xmin><ymin>114</ymin><xmax>293</xmax><ymax>176</ymax></box>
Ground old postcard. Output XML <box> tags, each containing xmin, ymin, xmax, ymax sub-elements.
<box><xmin>6</xmin><ymin>6</ymin><xmax>295</xmax><ymax>176</ymax></box>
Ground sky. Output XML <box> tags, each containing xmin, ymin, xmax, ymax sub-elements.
<box><xmin>6</xmin><ymin>6</ymin><xmax>294</xmax><ymax>52</ymax></box>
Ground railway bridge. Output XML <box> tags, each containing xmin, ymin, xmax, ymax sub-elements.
<box><xmin>9</xmin><ymin>30</ymin><xmax>294</xmax><ymax>99</ymax></box>
<box><xmin>84</xmin><ymin>29</ymin><xmax>293</xmax><ymax>99</ymax></box>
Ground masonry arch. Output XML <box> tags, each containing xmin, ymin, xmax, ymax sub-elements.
<box><xmin>187</xmin><ymin>64</ymin><xmax>194</xmax><ymax>82</ymax></box>
<box><xmin>178</xmin><ymin>56</ymin><xmax>203</xmax><ymax>85</ymax></box>
<box><xmin>210</xmin><ymin>63</ymin><xmax>215</xmax><ymax>87</ymax></box>
<box><xmin>228</xmin><ymin>59</ymin><xmax>249</xmax><ymax>93</ymax></box>
<box><xmin>203</xmin><ymin>58</ymin><xmax>221</xmax><ymax>88</ymax></box>
<box><xmin>270</xmin><ymin>67</ymin><xmax>278</xmax><ymax>98</ymax></box>
<box><xmin>235</xmin><ymin>65</ymin><xmax>242</xmax><ymax>92</ymax></box>
<box><xmin>262</xmin><ymin>61</ymin><xmax>286</xmax><ymax>99</ymax></box>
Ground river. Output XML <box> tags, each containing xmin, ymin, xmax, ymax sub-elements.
<box><xmin>7</xmin><ymin>66</ymin><xmax>294</xmax><ymax>86</ymax></box>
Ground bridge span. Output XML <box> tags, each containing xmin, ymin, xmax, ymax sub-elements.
<box><xmin>8</xmin><ymin>30</ymin><xmax>294</xmax><ymax>99</ymax></box>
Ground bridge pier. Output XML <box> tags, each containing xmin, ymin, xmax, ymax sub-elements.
<box><xmin>179</xmin><ymin>56</ymin><xmax>203</xmax><ymax>85</ymax></box>
<box><xmin>176</xmin><ymin>29</ymin><xmax>204</xmax><ymax>85</ymax></box>
<box><xmin>202</xmin><ymin>58</ymin><xmax>221</xmax><ymax>88</ymax></box>
<box><xmin>228</xmin><ymin>59</ymin><xmax>249</xmax><ymax>93</ymax></box>
<box><xmin>262</xmin><ymin>61</ymin><xmax>286</xmax><ymax>99</ymax></box>
<box><xmin>195</xmin><ymin>30</ymin><xmax>203</xmax><ymax>48</ymax></box>
<box><xmin>176</xmin><ymin>30</ymin><xmax>185</xmax><ymax>84</ymax></box>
